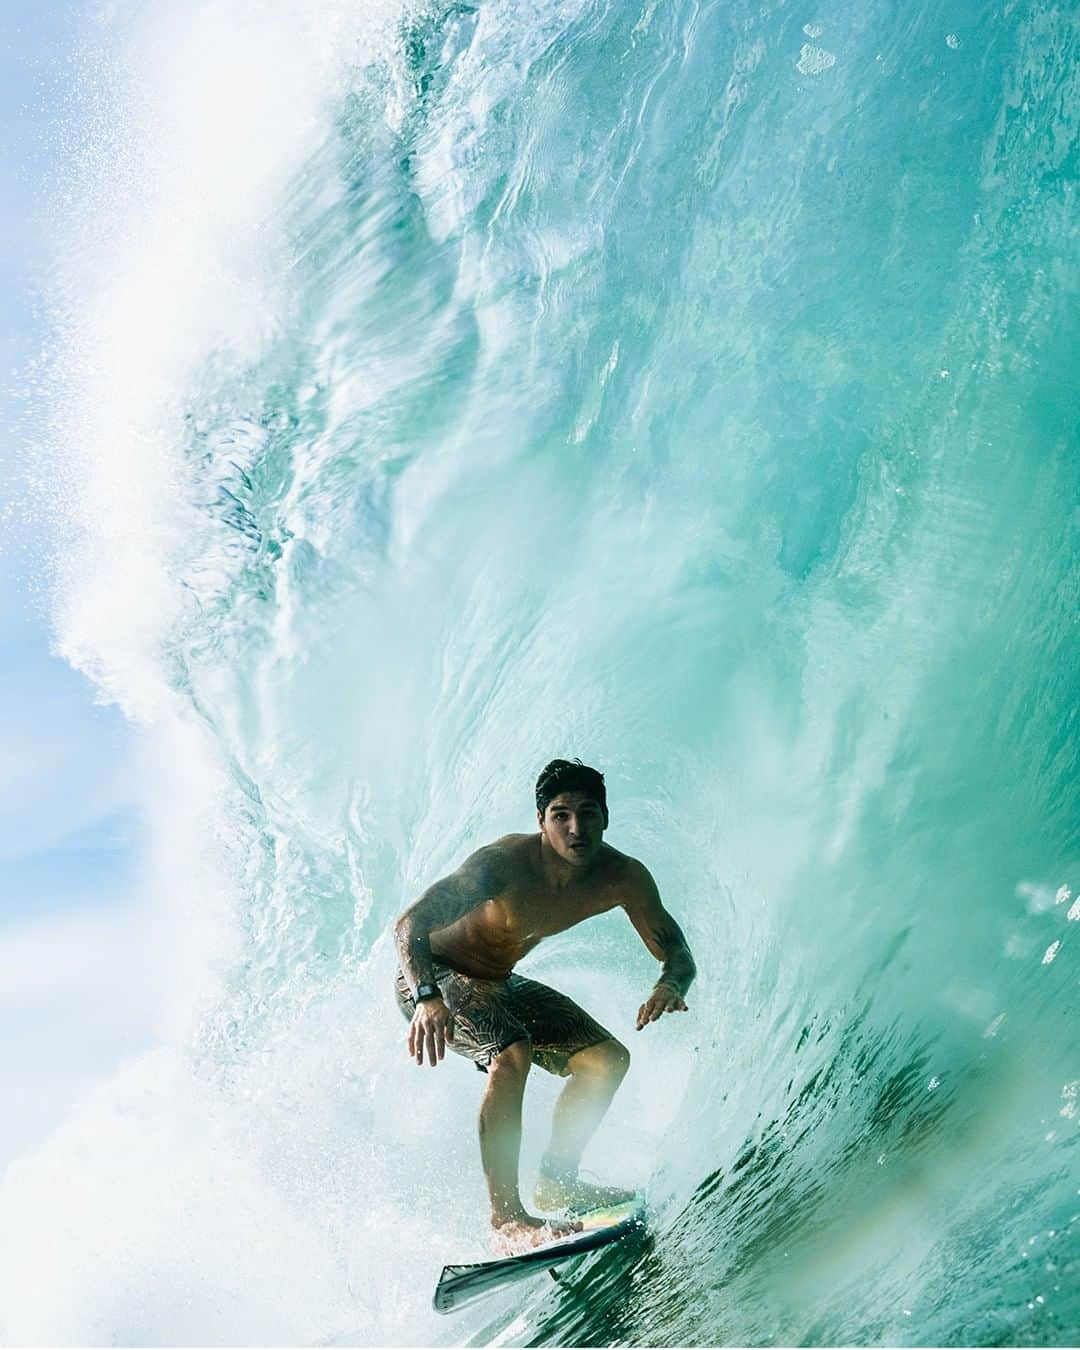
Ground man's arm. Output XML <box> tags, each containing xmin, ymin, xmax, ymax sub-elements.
<box><xmin>621</xmin><ymin>861</ymin><xmax>697</xmax><ymax>1031</ymax></box>
<box><xmin>394</xmin><ymin>844</ymin><xmax>509</xmax><ymax>1067</ymax></box>
<box><xmin>394</xmin><ymin>844</ymin><xmax>507</xmax><ymax>995</ymax></box>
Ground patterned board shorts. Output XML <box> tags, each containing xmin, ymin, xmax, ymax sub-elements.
<box><xmin>394</xmin><ymin>964</ymin><xmax>614</xmax><ymax>1076</ymax></box>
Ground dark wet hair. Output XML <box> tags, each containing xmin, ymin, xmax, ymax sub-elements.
<box><xmin>535</xmin><ymin>759</ymin><xmax>609</xmax><ymax>826</ymax></box>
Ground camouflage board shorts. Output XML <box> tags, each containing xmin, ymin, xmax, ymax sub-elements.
<box><xmin>394</xmin><ymin>963</ymin><xmax>613</xmax><ymax>1075</ymax></box>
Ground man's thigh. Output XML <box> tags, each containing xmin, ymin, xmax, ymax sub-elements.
<box><xmin>505</xmin><ymin>974</ymin><xmax>615</xmax><ymax>1076</ymax></box>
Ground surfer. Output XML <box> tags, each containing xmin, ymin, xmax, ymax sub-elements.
<box><xmin>394</xmin><ymin>758</ymin><xmax>696</xmax><ymax>1254</ymax></box>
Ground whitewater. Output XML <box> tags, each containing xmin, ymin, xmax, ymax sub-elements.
<box><xmin>4</xmin><ymin>0</ymin><xmax>1078</xmax><ymax>1344</ymax></box>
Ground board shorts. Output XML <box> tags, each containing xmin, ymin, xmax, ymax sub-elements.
<box><xmin>394</xmin><ymin>963</ymin><xmax>614</xmax><ymax>1075</ymax></box>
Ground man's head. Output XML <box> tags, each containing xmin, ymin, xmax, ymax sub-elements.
<box><xmin>535</xmin><ymin>759</ymin><xmax>608</xmax><ymax>867</ymax></box>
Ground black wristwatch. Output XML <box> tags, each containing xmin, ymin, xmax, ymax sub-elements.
<box><xmin>415</xmin><ymin>983</ymin><xmax>442</xmax><ymax>1003</ymax></box>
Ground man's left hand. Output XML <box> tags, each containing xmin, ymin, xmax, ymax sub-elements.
<box><xmin>636</xmin><ymin>982</ymin><xmax>689</xmax><ymax>1030</ymax></box>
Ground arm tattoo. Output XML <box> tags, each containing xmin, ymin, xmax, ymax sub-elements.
<box><xmin>652</xmin><ymin>919</ymin><xmax>680</xmax><ymax>950</ymax></box>
<box><xmin>394</xmin><ymin>848</ymin><xmax>506</xmax><ymax>995</ymax></box>
<box><xmin>651</xmin><ymin>917</ymin><xmax>697</xmax><ymax>996</ymax></box>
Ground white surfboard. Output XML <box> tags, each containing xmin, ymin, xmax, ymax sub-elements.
<box><xmin>433</xmin><ymin>1199</ymin><xmax>647</xmax><ymax>1314</ymax></box>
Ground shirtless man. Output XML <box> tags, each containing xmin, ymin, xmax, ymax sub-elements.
<box><xmin>394</xmin><ymin>758</ymin><xmax>696</xmax><ymax>1254</ymax></box>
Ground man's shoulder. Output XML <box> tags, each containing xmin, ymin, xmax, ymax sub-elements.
<box><xmin>597</xmin><ymin>842</ymin><xmax>645</xmax><ymax>873</ymax></box>
<box><xmin>485</xmin><ymin>832</ymin><xmax>535</xmax><ymax>857</ymax></box>
<box><xmin>468</xmin><ymin>834</ymin><xmax>535</xmax><ymax>878</ymax></box>
<box><xmin>598</xmin><ymin>847</ymin><xmax>655</xmax><ymax>898</ymax></box>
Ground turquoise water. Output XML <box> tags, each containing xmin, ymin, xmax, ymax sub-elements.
<box><xmin>5</xmin><ymin>0</ymin><xmax>1078</xmax><ymax>1344</ymax></box>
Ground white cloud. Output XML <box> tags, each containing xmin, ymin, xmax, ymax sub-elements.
<box><xmin>1</xmin><ymin>896</ymin><xmax>165</xmax><ymax>1173</ymax></box>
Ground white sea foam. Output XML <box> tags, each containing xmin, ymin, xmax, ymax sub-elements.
<box><xmin>48</xmin><ymin>0</ymin><xmax>411</xmax><ymax>721</ymax></box>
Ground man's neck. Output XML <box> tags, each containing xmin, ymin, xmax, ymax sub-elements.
<box><xmin>537</xmin><ymin>835</ymin><xmax>598</xmax><ymax>891</ymax></box>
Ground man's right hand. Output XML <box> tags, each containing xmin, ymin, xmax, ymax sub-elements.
<box><xmin>408</xmin><ymin>996</ymin><xmax>455</xmax><ymax>1066</ymax></box>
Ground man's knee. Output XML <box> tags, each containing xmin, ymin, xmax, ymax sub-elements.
<box><xmin>488</xmin><ymin>1037</ymin><xmax>533</xmax><ymax>1077</ymax></box>
<box><xmin>604</xmin><ymin>1039</ymin><xmax>631</xmax><ymax>1079</ymax></box>
<box><xmin>570</xmin><ymin>1038</ymin><xmax>630</xmax><ymax>1081</ymax></box>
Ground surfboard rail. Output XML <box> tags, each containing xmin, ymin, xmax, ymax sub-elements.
<box><xmin>433</xmin><ymin>1203</ymin><xmax>646</xmax><ymax>1313</ymax></box>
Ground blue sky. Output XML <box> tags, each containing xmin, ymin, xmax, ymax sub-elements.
<box><xmin>1</xmin><ymin>1</ymin><xmax>160</xmax><ymax>1171</ymax></box>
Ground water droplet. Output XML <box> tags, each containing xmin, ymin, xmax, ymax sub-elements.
<box><xmin>1042</xmin><ymin>940</ymin><xmax>1061</xmax><ymax>964</ymax></box>
<box><xmin>945</xmin><ymin>33</ymin><xmax>960</xmax><ymax>49</ymax></box>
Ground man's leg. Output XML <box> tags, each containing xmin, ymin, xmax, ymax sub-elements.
<box><xmin>479</xmin><ymin>1039</ymin><xmax>580</xmax><ymax>1251</ymax></box>
<box><xmin>479</xmin><ymin>1038</ymin><xmax>533</xmax><ymax>1225</ymax></box>
<box><xmin>535</xmin><ymin>1038</ymin><xmax>635</xmax><ymax>1211</ymax></box>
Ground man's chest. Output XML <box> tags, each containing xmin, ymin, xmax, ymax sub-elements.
<box><xmin>497</xmin><ymin>885</ymin><xmax>621</xmax><ymax>941</ymax></box>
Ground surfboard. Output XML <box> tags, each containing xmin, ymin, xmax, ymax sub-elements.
<box><xmin>433</xmin><ymin>1198</ymin><xmax>646</xmax><ymax>1314</ymax></box>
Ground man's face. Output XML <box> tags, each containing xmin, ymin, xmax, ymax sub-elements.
<box><xmin>538</xmin><ymin>791</ymin><xmax>606</xmax><ymax>866</ymax></box>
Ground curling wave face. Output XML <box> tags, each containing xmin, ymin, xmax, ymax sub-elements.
<box><xmin>3</xmin><ymin>0</ymin><xmax>1078</xmax><ymax>1344</ymax></box>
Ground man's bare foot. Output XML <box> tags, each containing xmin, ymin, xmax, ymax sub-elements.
<box><xmin>533</xmin><ymin>1174</ymin><xmax>638</xmax><ymax>1215</ymax></box>
<box><xmin>491</xmin><ymin>1213</ymin><xmax>582</xmax><ymax>1256</ymax></box>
